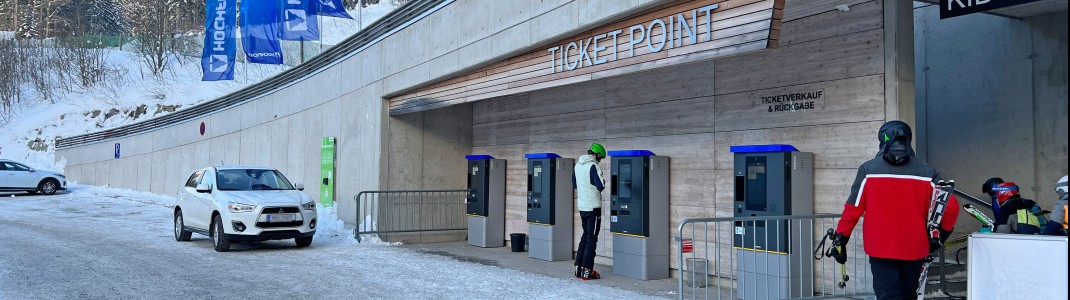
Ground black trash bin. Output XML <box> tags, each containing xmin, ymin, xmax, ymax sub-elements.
<box><xmin>510</xmin><ymin>233</ymin><xmax>526</xmax><ymax>252</ymax></box>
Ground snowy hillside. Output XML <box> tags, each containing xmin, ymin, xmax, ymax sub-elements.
<box><xmin>0</xmin><ymin>4</ymin><xmax>394</xmax><ymax>175</ymax></box>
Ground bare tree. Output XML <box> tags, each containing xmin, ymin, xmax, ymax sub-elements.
<box><xmin>122</xmin><ymin>0</ymin><xmax>171</xmax><ymax>77</ymax></box>
<box><xmin>0</xmin><ymin>0</ymin><xmax>13</xmax><ymax>31</ymax></box>
<box><xmin>0</xmin><ymin>39</ymin><xmax>24</xmax><ymax>118</ymax></box>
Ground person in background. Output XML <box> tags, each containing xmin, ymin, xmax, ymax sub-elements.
<box><xmin>830</xmin><ymin>121</ymin><xmax>959</xmax><ymax>300</ymax></box>
<box><xmin>982</xmin><ymin>177</ymin><xmax>1005</xmax><ymax>216</ymax></box>
<box><xmin>1041</xmin><ymin>175</ymin><xmax>1068</xmax><ymax>236</ymax></box>
<box><xmin>572</xmin><ymin>143</ymin><xmax>607</xmax><ymax>280</ymax></box>
<box><xmin>991</xmin><ymin>182</ymin><xmax>1042</xmax><ymax>234</ymax></box>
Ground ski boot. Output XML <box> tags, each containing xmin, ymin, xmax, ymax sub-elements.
<box><xmin>581</xmin><ymin>268</ymin><xmax>601</xmax><ymax>280</ymax></box>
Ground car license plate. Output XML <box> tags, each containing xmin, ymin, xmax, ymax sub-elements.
<box><xmin>266</xmin><ymin>214</ymin><xmax>296</xmax><ymax>223</ymax></box>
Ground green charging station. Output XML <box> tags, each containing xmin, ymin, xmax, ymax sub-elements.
<box><xmin>320</xmin><ymin>136</ymin><xmax>336</xmax><ymax>206</ymax></box>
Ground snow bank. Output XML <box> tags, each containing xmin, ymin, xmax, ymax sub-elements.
<box><xmin>63</xmin><ymin>183</ymin><xmax>177</xmax><ymax>208</ymax></box>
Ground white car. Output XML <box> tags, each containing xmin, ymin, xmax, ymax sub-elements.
<box><xmin>173</xmin><ymin>166</ymin><xmax>316</xmax><ymax>252</ymax></box>
<box><xmin>0</xmin><ymin>159</ymin><xmax>67</xmax><ymax>195</ymax></box>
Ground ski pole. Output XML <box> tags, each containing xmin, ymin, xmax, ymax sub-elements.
<box><xmin>817</xmin><ymin>229</ymin><xmax>850</xmax><ymax>289</ymax></box>
<box><xmin>836</xmin><ymin>245</ymin><xmax>849</xmax><ymax>289</ymax></box>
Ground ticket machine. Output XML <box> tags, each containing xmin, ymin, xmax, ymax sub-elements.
<box><xmin>731</xmin><ymin>145</ymin><xmax>814</xmax><ymax>299</ymax></box>
<box><xmin>609</xmin><ymin>150</ymin><xmax>670</xmax><ymax>280</ymax></box>
<box><xmin>467</xmin><ymin>155</ymin><xmax>506</xmax><ymax>248</ymax></box>
<box><xmin>525</xmin><ymin>153</ymin><xmax>574</xmax><ymax>261</ymax></box>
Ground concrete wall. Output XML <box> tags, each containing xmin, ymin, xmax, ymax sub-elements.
<box><xmin>56</xmin><ymin>0</ymin><xmax>671</xmax><ymax>225</ymax></box>
<box><xmin>914</xmin><ymin>5</ymin><xmax>1068</xmax><ymax>231</ymax></box>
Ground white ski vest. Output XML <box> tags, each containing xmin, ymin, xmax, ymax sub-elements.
<box><xmin>574</xmin><ymin>154</ymin><xmax>604</xmax><ymax>212</ymax></box>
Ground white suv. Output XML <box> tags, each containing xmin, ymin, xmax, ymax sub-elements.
<box><xmin>173</xmin><ymin>166</ymin><xmax>317</xmax><ymax>252</ymax></box>
<box><xmin>0</xmin><ymin>159</ymin><xmax>67</xmax><ymax>195</ymax></box>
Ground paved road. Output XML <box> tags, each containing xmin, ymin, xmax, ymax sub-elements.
<box><xmin>0</xmin><ymin>186</ymin><xmax>654</xmax><ymax>300</ymax></box>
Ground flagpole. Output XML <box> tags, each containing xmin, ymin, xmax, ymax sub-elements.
<box><xmin>314</xmin><ymin>0</ymin><xmax>318</xmax><ymax>51</ymax></box>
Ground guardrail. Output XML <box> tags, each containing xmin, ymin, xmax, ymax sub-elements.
<box><xmin>676</xmin><ymin>214</ymin><xmax>875</xmax><ymax>300</ymax></box>
<box><xmin>353</xmin><ymin>190</ymin><xmax>468</xmax><ymax>243</ymax></box>
<box><xmin>55</xmin><ymin>0</ymin><xmax>453</xmax><ymax>149</ymax></box>
<box><xmin>953</xmin><ymin>189</ymin><xmax>992</xmax><ymax>211</ymax></box>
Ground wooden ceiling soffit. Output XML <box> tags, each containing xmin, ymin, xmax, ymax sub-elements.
<box><xmin>389</xmin><ymin>0</ymin><xmax>785</xmax><ymax>115</ymax></box>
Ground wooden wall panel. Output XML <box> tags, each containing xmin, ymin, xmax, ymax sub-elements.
<box><xmin>604</xmin><ymin>96</ymin><xmax>716</xmax><ymax>138</ymax></box>
<box><xmin>472</xmin><ymin>93</ymin><xmax>529</xmax><ymax>124</ymax></box>
<box><xmin>603</xmin><ymin>61</ymin><xmax>718</xmax><ymax>108</ymax></box>
<box><xmin>527</xmin><ymin>81</ymin><xmax>606</xmax><ymax>119</ymax></box>
<box><xmin>779</xmin><ymin>0</ymin><xmax>883</xmax><ymax>46</ymax></box>
<box><xmin>713</xmin><ymin>75</ymin><xmax>885</xmax><ymax>131</ymax></box>
<box><xmin>472</xmin><ymin>120</ymin><xmax>529</xmax><ymax>147</ymax></box>
<box><xmin>713</xmin><ymin>28</ymin><xmax>884</xmax><ymax>95</ymax></box>
<box><xmin>713</xmin><ymin>121</ymin><xmax>881</xmax><ymax>170</ymax></box>
<box><xmin>782</xmin><ymin>0</ymin><xmax>875</xmax><ymax>21</ymax></box>
<box><xmin>528</xmin><ymin>111</ymin><xmax>607</xmax><ymax>143</ymax></box>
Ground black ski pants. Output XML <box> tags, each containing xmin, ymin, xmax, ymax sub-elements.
<box><xmin>574</xmin><ymin>208</ymin><xmax>601</xmax><ymax>269</ymax></box>
<box><xmin>869</xmin><ymin>256</ymin><xmax>925</xmax><ymax>300</ymax></box>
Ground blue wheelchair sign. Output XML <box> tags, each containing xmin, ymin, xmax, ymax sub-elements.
<box><xmin>114</xmin><ymin>143</ymin><xmax>120</xmax><ymax>159</ymax></box>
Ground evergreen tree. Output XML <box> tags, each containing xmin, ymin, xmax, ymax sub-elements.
<box><xmin>16</xmin><ymin>5</ymin><xmax>36</xmax><ymax>39</ymax></box>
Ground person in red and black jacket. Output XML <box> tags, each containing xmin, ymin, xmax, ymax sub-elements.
<box><xmin>830</xmin><ymin>121</ymin><xmax>960</xmax><ymax>300</ymax></box>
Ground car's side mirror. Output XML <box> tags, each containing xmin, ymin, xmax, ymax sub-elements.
<box><xmin>294</xmin><ymin>183</ymin><xmax>305</xmax><ymax>191</ymax></box>
<box><xmin>195</xmin><ymin>183</ymin><xmax>211</xmax><ymax>193</ymax></box>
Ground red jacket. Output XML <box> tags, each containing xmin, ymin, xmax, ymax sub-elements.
<box><xmin>836</xmin><ymin>158</ymin><xmax>959</xmax><ymax>260</ymax></box>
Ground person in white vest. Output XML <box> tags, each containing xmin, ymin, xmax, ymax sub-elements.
<box><xmin>573</xmin><ymin>143</ymin><xmax>607</xmax><ymax>280</ymax></box>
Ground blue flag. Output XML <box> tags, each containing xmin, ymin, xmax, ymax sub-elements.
<box><xmin>202</xmin><ymin>0</ymin><xmax>237</xmax><ymax>81</ymax></box>
<box><xmin>309</xmin><ymin>0</ymin><xmax>353</xmax><ymax>19</ymax></box>
<box><xmin>240</xmin><ymin>0</ymin><xmax>283</xmax><ymax>64</ymax></box>
<box><xmin>280</xmin><ymin>0</ymin><xmax>320</xmax><ymax>41</ymax></box>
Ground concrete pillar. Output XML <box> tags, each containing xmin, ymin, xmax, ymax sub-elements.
<box><xmin>884</xmin><ymin>0</ymin><xmax>916</xmax><ymax>128</ymax></box>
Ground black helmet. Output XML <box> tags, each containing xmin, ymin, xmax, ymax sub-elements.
<box><xmin>876</xmin><ymin>121</ymin><xmax>915</xmax><ymax>165</ymax></box>
<box><xmin>877</xmin><ymin>120</ymin><xmax>913</xmax><ymax>146</ymax></box>
<box><xmin>982</xmin><ymin>177</ymin><xmax>1005</xmax><ymax>196</ymax></box>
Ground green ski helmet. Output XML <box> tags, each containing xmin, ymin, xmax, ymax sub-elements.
<box><xmin>588</xmin><ymin>143</ymin><xmax>607</xmax><ymax>159</ymax></box>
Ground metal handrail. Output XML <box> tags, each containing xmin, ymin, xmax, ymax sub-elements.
<box><xmin>353</xmin><ymin>189</ymin><xmax>467</xmax><ymax>243</ymax></box>
<box><xmin>55</xmin><ymin>0</ymin><xmax>453</xmax><ymax>149</ymax></box>
<box><xmin>953</xmin><ymin>189</ymin><xmax>992</xmax><ymax>210</ymax></box>
<box><xmin>676</xmin><ymin>214</ymin><xmax>844</xmax><ymax>227</ymax></box>
<box><xmin>676</xmin><ymin>214</ymin><xmax>871</xmax><ymax>300</ymax></box>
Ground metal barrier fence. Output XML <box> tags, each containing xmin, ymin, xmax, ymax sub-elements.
<box><xmin>353</xmin><ymin>190</ymin><xmax>467</xmax><ymax>242</ymax></box>
<box><xmin>676</xmin><ymin>215</ymin><xmax>875</xmax><ymax>300</ymax></box>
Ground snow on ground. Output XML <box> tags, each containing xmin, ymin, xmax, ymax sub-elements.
<box><xmin>1</xmin><ymin>185</ymin><xmax>658</xmax><ymax>299</ymax></box>
<box><xmin>0</xmin><ymin>3</ymin><xmax>395</xmax><ymax>174</ymax></box>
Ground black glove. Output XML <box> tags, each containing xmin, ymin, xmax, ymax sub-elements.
<box><xmin>929</xmin><ymin>229</ymin><xmax>953</xmax><ymax>254</ymax></box>
<box><xmin>929</xmin><ymin>240</ymin><xmax>942</xmax><ymax>254</ymax></box>
<box><xmin>831</xmin><ymin>233</ymin><xmax>849</xmax><ymax>264</ymax></box>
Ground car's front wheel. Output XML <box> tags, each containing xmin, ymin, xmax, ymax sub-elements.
<box><xmin>37</xmin><ymin>179</ymin><xmax>59</xmax><ymax>195</ymax></box>
<box><xmin>174</xmin><ymin>210</ymin><xmax>192</xmax><ymax>242</ymax></box>
<box><xmin>295</xmin><ymin>236</ymin><xmax>313</xmax><ymax>248</ymax></box>
<box><xmin>211</xmin><ymin>215</ymin><xmax>231</xmax><ymax>252</ymax></box>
